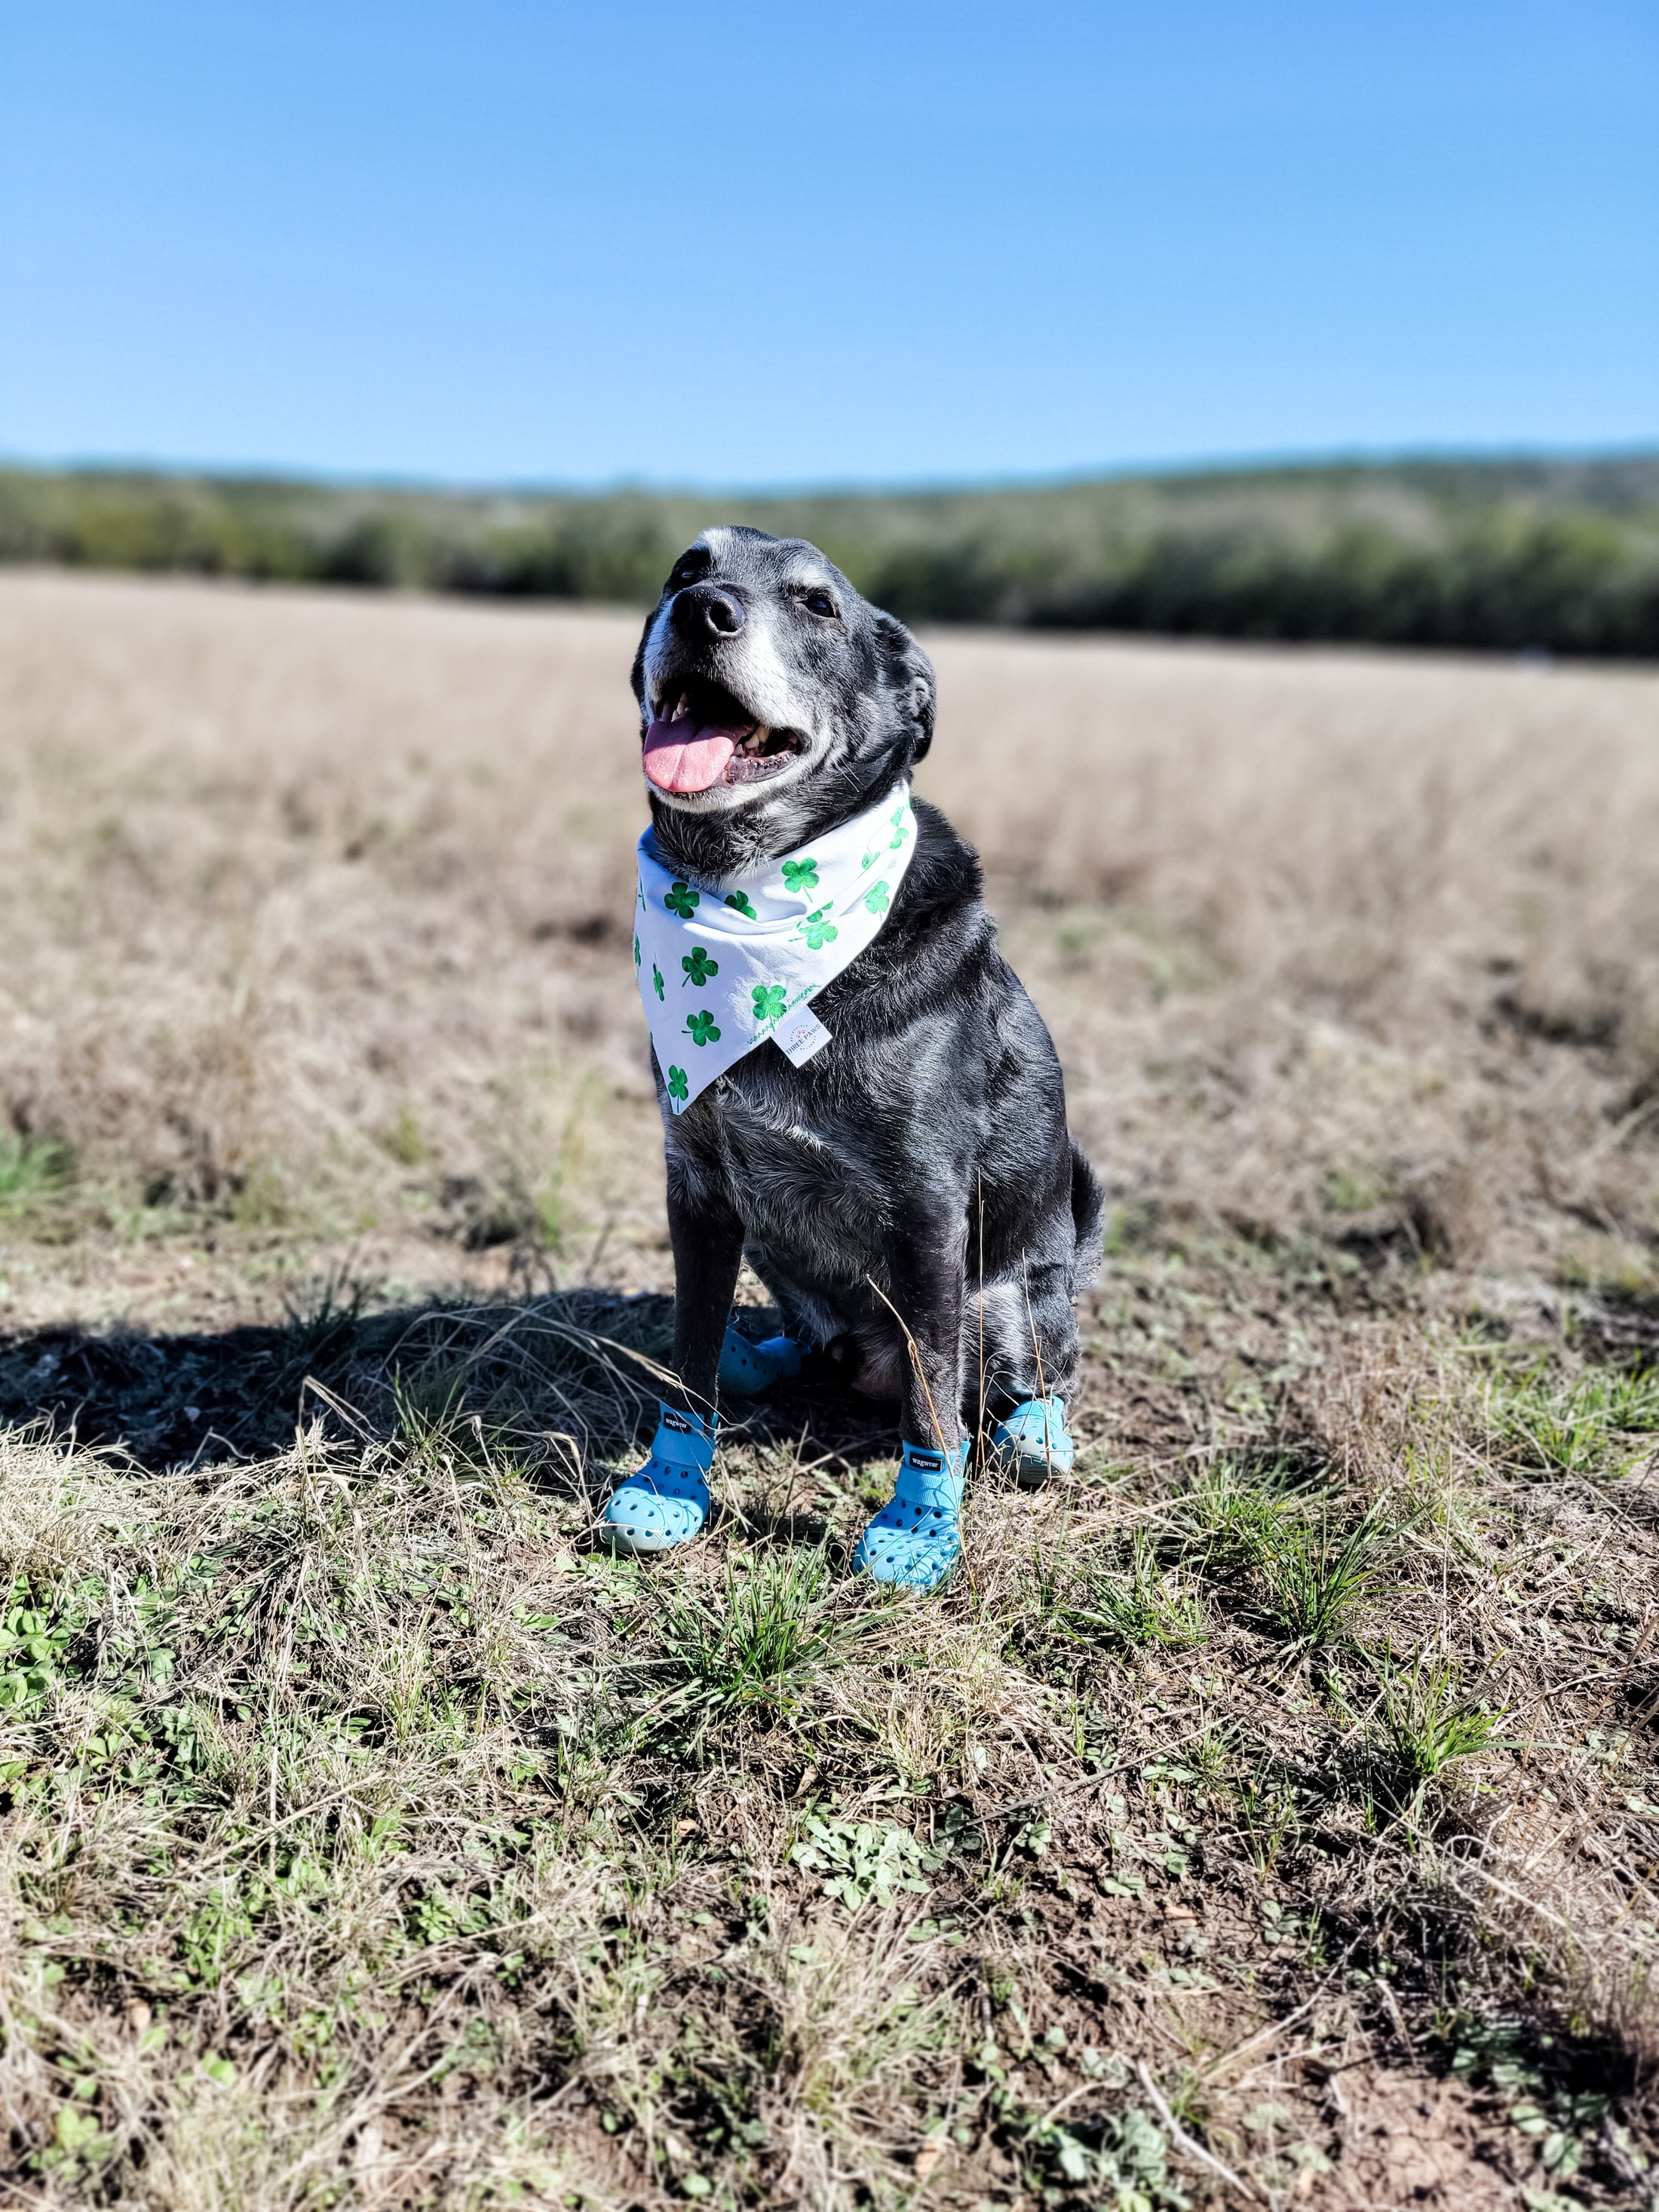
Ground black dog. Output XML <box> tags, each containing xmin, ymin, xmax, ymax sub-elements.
<box><xmin>629</xmin><ymin>525</ymin><xmax>1102</xmax><ymax>1463</ymax></box>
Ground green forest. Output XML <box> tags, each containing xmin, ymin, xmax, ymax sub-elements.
<box><xmin>4</xmin><ymin>452</ymin><xmax>1657</xmax><ymax>655</ymax></box>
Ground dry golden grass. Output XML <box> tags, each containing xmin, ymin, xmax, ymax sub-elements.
<box><xmin>3</xmin><ymin>570</ymin><xmax>1657</xmax><ymax>1317</ymax></box>
<box><xmin>2</xmin><ymin>571</ymin><xmax>1659</xmax><ymax>2209</ymax></box>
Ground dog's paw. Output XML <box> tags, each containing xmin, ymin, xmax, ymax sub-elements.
<box><xmin>603</xmin><ymin>1474</ymin><xmax>710</xmax><ymax>1551</ymax></box>
<box><xmin>602</xmin><ymin>1401</ymin><xmax>714</xmax><ymax>1553</ymax></box>
<box><xmin>716</xmin><ymin>1326</ymin><xmax>803</xmax><ymax>1398</ymax></box>
<box><xmin>853</xmin><ymin>1517</ymin><xmax>960</xmax><ymax>1591</ymax></box>
<box><xmin>984</xmin><ymin>1396</ymin><xmax>1074</xmax><ymax>1487</ymax></box>
<box><xmin>852</xmin><ymin>1438</ymin><xmax>967</xmax><ymax>1594</ymax></box>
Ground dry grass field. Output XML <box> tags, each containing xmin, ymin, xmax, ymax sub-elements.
<box><xmin>2</xmin><ymin>569</ymin><xmax>1659</xmax><ymax>2210</ymax></box>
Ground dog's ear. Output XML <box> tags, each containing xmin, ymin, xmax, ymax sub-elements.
<box><xmin>876</xmin><ymin>615</ymin><xmax>937</xmax><ymax>764</ymax></box>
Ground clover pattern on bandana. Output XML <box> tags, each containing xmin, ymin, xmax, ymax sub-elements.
<box><xmin>636</xmin><ymin>779</ymin><xmax>915</xmax><ymax>1116</ymax></box>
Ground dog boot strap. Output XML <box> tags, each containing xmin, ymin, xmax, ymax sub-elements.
<box><xmin>650</xmin><ymin>1402</ymin><xmax>716</xmax><ymax>1472</ymax></box>
<box><xmin>891</xmin><ymin>1437</ymin><xmax>969</xmax><ymax>1509</ymax></box>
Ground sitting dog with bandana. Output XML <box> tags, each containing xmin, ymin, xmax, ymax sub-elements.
<box><xmin>606</xmin><ymin>527</ymin><xmax>1104</xmax><ymax>1590</ymax></box>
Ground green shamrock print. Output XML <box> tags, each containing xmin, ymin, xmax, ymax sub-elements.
<box><xmin>633</xmin><ymin>933</ymin><xmax>641</xmax><ymax>967</ymax></box>
<box><xmin>664</xmin><ymin>880</ymin><xmax>700</xmax><ymax>919</ymax></box>
<box><xmin>681</xmin><ymin>947</ymin><xmax>719</xmax><ymax>987</ymax></box>
<box><xmin>652</xmin><ymin>965</ymin><xmax>664</xmax><ymax>1001</ymax></box>
<box><xmin>685</xmin><ymin>1009</ymin><xmax>721</xmax><ymax>1047</ymax></box>
<box><xmin>723</xmin><ymin>890</ymin><xmax>758</xmax><ymax>919</ymax></box>
<box><xmin>864</xmin><ymin>879</ymin><xmax>890</xmax><ymax>914</ymax></box>
<box><xmin>752</xmin><ymin>983</ymin><xmax>787</xmax><ymax>1023</ymax></box>
<box><xmin>861</xmin><ymin>848</ymin><xmax>881</xmax><ymax>871</ymax></box>
<box><xmin>780</xmin><ymin>857</ymin><xmax>820</xmax><ymax>894</ymax></box>
<box><xmin>889</xmin><ymin>805</ymin><xmax>909</xmax><ymax>851</ymax></box>
<box><xmin>797</xmin><ymin>906</ymin><xmax>839</xmax><ymax>951</ymax></box>
<box><xmin>667</xmin><ymin>1064</ymin><xmax>688</xmax><ymax>1102</ymax></box>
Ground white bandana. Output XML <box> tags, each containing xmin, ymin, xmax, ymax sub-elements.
<box><xmin>634</xmin><ymin>781</ymin><xmax>917</xmax><ymax>1113</ymax></box>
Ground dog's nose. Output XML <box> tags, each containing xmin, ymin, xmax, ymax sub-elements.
<box><xmin>672</xmin><ymin>583</ymin><xmax>746</xmax><ymax>640</ymax></box>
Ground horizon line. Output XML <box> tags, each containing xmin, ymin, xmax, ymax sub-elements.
<box><xmin>3</xmin><ymin>439</ymin><xmax>1657</xmax><ymax>505</ymax></box>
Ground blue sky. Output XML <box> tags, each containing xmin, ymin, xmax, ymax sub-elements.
<box><xmin>1</xmin><ymin>1</ymin><xmax>1654</xmax><ymax>487</ymax></box>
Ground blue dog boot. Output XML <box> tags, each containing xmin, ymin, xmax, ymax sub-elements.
<box><xmin>986</xmin><ymin>1396</ymin><xmax>1074</xmax><ymax>1486</ymax></box>
<box><xmin>853</xmin><ymin>1438</ymin><xmax>969</xmax><ymax>1594</ymax></box>
<box><xmin>716</xmin><ymin>1324</ymin><xmax>804</xmax><ymax>1399</ymax></box>
<box><xmin>603</xmin><ymin>1402</ymin><xmax>715</xmax><ymax>1552</ymax></box>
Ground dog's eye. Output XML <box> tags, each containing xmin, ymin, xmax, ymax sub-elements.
<box><xmin>801</xmin><ymin>588</ymin><xmax>839</xmax><ymax>619</ymax></box>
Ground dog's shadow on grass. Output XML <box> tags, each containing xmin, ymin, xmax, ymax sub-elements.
<box><xmin>0</xmin><ymin>1282</ymin><xmax>904</xmax><ymax>1504</ymax></box>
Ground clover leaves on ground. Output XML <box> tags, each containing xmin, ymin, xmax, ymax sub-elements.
<box><xmin>664</xmin><ymin>880</ymin><xmax>700</xmax><ymax>919</ymax></box>
<box><xmin>791</xmin><ymin>1805</ymin><xmax>983</xmax><ymax>1916</ymax></box>
<box><xmin>752</xmin><ymin>983</ymin><xmax>787</xmax><ymax>1024</ymax></box>
<box><xmin>685</xmin><ymin>1009</ymin><xmax>721</xmax><ymax>1047</ymax></box>
<box><xmin>681</xmin><ymin>947</ymin><xmax>719</xmax><ymax>987</ymax></box>
<box><xmin>790</xmin><ymin>1818</ymin><xmax>929</xmax><ymax>1913</ymax></box>
<box><xmin>797</xmin><ymin>906</ymin><xmax>839</xmax><ymax>951</ymax></box>
<box><xmin>780</xmin><ymin>857</ymin><xmax>820</xmax><ymax>894</ymax></box>
<box><xmin>723</xmin><ymin>890</ymin><xmax>758</xmax><ymax>919</ymax></box>
<box><xmin>667</xmin><ymin>1065</ymin><xmax>688</xmax><ymax>1101</ymax></box>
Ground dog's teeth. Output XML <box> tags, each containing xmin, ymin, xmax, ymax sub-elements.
<box><xmin>670</xmin><ymin>694</ymin><xmax>689</xmax><ymax>723</ymax></box>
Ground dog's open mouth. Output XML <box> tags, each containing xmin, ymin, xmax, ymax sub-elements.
<box><xmin>642</xmin><ymin>676</ymin><xmax>805</xmax><ymax>795</ymax></box>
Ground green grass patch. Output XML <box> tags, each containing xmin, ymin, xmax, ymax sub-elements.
<box><xmin>1487</xmin><ymin>1356</ymin><xmax>1659</xmax><ymax>1477</ymax></box>
<box><xmin>1058</xmin><ymin>1529</ymin><xmax>1208</xmax><ymax>1650</ymax></box>
<box><xmin>635</xmin><ymin>1545</ymin><xmax>875</xmax><ymax>1747</ymax></box>
<box><xmin>0</xmin><ymin>1133</ymin><xmax>74</xmax><ymax>1213</ymax></box>
<box><xmin>0</xmin><ymin>1278</ymin><xmax>1654</xmax><ymax>2204</ymax></box>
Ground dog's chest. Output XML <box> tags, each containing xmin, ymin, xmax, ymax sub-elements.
<box><xmin>685</xmin><ymin>1063</ymin><xmax>887</xmax><ymax>1276</ymax></box>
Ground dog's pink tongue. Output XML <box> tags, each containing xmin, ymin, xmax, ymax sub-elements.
<box><xmin>642</xmin><ymin>719</ymin><xmax>738</xmax><ymax>793</ymax></box>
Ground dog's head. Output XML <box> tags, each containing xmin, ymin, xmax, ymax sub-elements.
<box><xmin>630</xmin><ymin>526</ymin><xmax>934</xmax><ymax>857</ymax></box>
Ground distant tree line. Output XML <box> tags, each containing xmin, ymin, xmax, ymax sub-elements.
<box><xmin>3</xmin><ymin>456</ymin><xmax>1657</xmax><ymax>656</ymax></box>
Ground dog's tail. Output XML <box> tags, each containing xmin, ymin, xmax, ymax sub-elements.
<box><xmin>1067</xmin><ymin>1140</ymin><xmax>1106</xmax><ymax>1297</ymax></box>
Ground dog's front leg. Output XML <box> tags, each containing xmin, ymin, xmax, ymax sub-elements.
<box><xmin>667</xmin><ymin>1182</ymin><xmax>745</xmax><ymax>1423</ymax></box>
<box><xmin>849</xmin><ymin>1212</ymin><xmax>971</xmax><ymax>1590</ymax></box>
<box><xmin>886</xmin><ymin>1213</ymin><xmax>967</xmax><ymax>1452</ymax></box>
<box><xmin>596</xmin><ymin>1158</ymin><xmax>741</xmax><ymax>1554</ymax></box>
